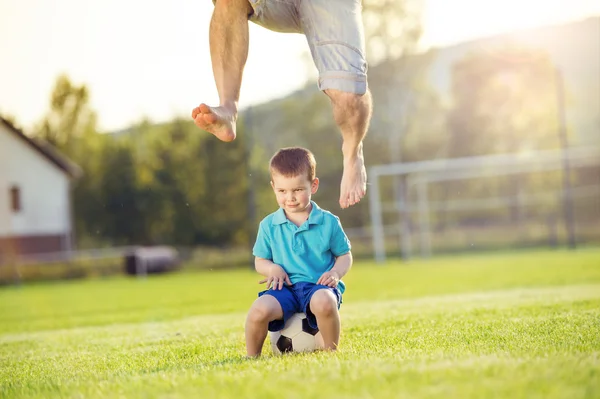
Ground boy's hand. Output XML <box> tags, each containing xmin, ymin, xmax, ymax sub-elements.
<box><xmin>258</xmin><ymin>264</ymin><xmax>291</xmax><ymax>290</ymax></box>
<box><xmin>317</xmin><ymin>270</ymin><xmax>341</xmax><ymax>288</ymax></box>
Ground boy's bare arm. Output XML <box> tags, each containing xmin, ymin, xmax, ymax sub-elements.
<box><xmin>317</xmin><ymin>252</ymin><xmax>353</xmax><ymax>287</ymax></box>
<box><xmin>255</xmin><ymin>257</ymin><xmax>277</xmax><ymax>277</ymax></box>
<box><xmin>255</xmin><ymin>257</ymin><xmax>291</xmax><ymax>290</ymax></box>
<box><xmin>331</xmin><ymin>252</ymin><xmax>353</xmax><ymax>279</ymax></box>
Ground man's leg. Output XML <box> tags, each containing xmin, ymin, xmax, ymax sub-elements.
<box><xmin>326</xmin><ymin>88</ymin><xmax>372</xmax><ymax>208</ymax></box>
<box><xmin>191</xmin><ymin>0</ymin><xmax>254</xmax><ymax>142</ymax></box>
<box><xmin>300</xmin><ymin>0</ymin><xmax>372</xmax><ymax>208</ymax></box>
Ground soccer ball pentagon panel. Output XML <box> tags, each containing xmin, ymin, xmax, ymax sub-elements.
<box><xmin>270</xmin><ymin>313</ymin><xmax>325</xmax><ymax>354</ymax></box>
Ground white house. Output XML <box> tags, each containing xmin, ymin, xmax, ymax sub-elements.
<box><xmin>0</xmin><ymin>117</ymin><xmax>82</xmax><ymax>262</ymax></box>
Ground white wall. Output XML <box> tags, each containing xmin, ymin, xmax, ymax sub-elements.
<box><xmin>0</xmin><ymin>124</ymin><xmax>71</xmax><ymax>237</ymax></box>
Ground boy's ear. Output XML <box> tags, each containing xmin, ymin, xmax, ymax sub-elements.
<box><xmin>270</xmin><ymin>180</ymin><xmax>274</xmax><ymax>189</ymax></box>
<box><xmin>311</xmin><ymin>177</ymin><xmax>319</xmax><ymax>194</ymax></box>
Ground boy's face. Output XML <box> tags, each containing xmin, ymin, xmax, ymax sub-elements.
<box><xmin>271</xmin><ymin>172</ymin><xmax>319</xmax><ymax>215</ymax></box>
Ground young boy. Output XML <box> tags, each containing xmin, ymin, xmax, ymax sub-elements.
<box><xmin>245</xmin><ymin>147</ymin><xmax>353</xmax><ymax>357</ymax></box>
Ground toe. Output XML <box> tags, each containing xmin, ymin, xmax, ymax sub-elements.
<box><xmin>339</xmin><ymin>195</ymin><xmax>348</xmax><ymax>209</ymax></box>
<box><xmin>346</xmin><ymin>195</ymin><xmax>354</xmax><ymax>207</ymax></box>
<box><xmin>199</xmin><ymin>103</ymin><xmax>211</xmax><ymax>114</ymax></box>
<box><xmin>191</xmin><ymin>107</ymin><xmax>200</xmax><ymax>119</ymax></box>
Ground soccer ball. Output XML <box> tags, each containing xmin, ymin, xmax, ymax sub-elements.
<box><xmin>270</xmin><ymin>313</ymin><xmax>324</xmax><ymax>354</ymax></box>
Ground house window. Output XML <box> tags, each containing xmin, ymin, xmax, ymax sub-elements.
<box><xmin>10</xmin><ymin>186</ymin><xmax>21</xmax><ymax>213</ymax></box>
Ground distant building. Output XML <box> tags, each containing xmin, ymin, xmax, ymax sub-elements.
<box><xmin>0</xmin><ymin>117</ymin><xmax>82</xmax><ymax>262</ymax></box>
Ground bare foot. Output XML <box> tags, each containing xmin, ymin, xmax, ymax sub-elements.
<box><xmin>339</xmin><ymin>155</ymin><xmax>367</xmax><ymax>209</ymax></box>
<box><xmin>191</xmin><ymin>103</ymin><xmax>237</xmax><ymax>142</ymax></box>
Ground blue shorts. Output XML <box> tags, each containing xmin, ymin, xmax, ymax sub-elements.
<box><xmin>258</xmin><ymin>282</ymin><xmax>342</xmax><ymax>332</ymax></box>
<box><xmin>212</xmin><ymin>0</ymin><xmax>368</xmax><ymax>95</ymax></box>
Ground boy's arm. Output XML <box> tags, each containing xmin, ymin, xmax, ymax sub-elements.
<box><xmin>331</xmin><ymin>252</ymin><xmax>352</xmax><ymax>279</ymax></box>
<box><xmin>317</xmin><ymin>252</ymin><xmax>352</xmax><ymax>287</ymax></box>
<box><xmin>255</xmin><ymin>257</ymin><xmax>277</xmax><ymax>277</ymax></box>
<box><xmin>255</xmin><ymin>257</ymin><xmax>291</xmax><ymax>290</ymax></box>
<box><xmin>317</xmin><ymin>215</ymin><xmax>353</xmax><ymax>287</ymax></box>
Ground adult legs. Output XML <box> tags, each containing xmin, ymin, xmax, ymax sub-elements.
<box><xmin>191</xmin><ymin>0</ymin><xmax>254</xmax><ymax>142</ymax></box>
<box><xmin>326</xmin><ymin>88</ymin><xmax>372</xmax><ymax>209</ymax></box>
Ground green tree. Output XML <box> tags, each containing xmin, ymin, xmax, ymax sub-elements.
<box><xmin>196</xmin><ymin>130</ymin><xmax>251</xmax><ymax>245</ymax></box>
<box><xmin>37</xmin><ymin>74</ymin><xmax>97</xmax><ymax>156</ymax></box>
<box><xmin>133</xmin><ymin>118</ymin><xmax>206</xmax><ymax>246</ymax></box>
<box><xmin>98</xmin><ymin>141</ymin><xmax>144</xmax><ymax>244</ymax></box>
<box><xmin>362</xmin><ymin>0</ymin><xmax>422</xmax><ymax>64</ymax></box>
<box><xmin>34</xmin><ymin>74</ymin><xmax>112</xmax><ymax>248</ymax></box>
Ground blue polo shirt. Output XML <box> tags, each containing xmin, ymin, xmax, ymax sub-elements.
<box><xmin>252</xmin><ymin>201</ymin><xmax>351</xmax><ymax>294</ymax></box>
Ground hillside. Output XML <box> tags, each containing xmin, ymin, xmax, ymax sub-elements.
<box><xmin>240</xmin><ymin>16</ymin><xmax>600</xmax><ymax>148</ymax></box>
<box><xmin>425</xmin><ymin>16</ymin><xmax>600</xmax><ymax>145</ymax></box>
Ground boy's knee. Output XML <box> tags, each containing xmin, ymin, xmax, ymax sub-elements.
<box><xmin>310</xmin><ymin>290</ymin><xmax>338</xmax><ymax>317</ymax></box>
<box><xmin>247</xmin><ymin>297</ymin><xmax>280</xmax><ymax>323</ymax></box>
<box><xmin>247</xmin><ymin>304</ymin><xmax>271</xmax><ymax>324</ymax></box>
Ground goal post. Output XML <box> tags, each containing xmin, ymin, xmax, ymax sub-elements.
<box><xmin>368</xmin><ymin>146</ymin><xmax>600</xmax><ymax>263</ymax></box>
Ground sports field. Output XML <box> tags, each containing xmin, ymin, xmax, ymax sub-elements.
<box><xmin>1</xmin><ymin>249</ymin><xmax>599</xmax><ymax>399</ymax></box>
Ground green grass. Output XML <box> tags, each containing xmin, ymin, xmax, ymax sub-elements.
<box><xmin>1</xmin><ymin>249</ymin><xmax>599</xmax><ymax>398</ymax></box>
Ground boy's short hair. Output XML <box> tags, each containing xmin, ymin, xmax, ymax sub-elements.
<box><xmin>270</xmin><ymin>147</ymin><xmax>316</xmax><ymax>181</ymax></box>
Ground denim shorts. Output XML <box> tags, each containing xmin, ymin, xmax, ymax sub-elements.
<box><xmin>213</xmin><ymin>0</ymin><xmax>368</xmax><ymax>94</ymax></box>
<box><xmin>258</xmin><ymin>282</ymin><xmax>342</xmax><ymax>332</ymax></box>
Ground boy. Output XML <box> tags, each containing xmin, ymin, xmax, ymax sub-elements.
<box><xmin>245</xmin><ymin>147</ymin><xmax>353</xmax><ymax>357</ymax></box>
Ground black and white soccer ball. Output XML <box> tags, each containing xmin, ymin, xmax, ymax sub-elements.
<box><xmin>270</xmin><ymin>313</ymin><xmax>324</xmax><ymax>354</ymax></box>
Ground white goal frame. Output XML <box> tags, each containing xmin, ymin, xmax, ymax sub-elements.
<box><xmin>367</xmin><ymin>146</ymin><xmax>600</xmax><ymax>263</ymax></box>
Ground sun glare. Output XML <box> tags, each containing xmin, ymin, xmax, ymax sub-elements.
<box><xmin>421</xmin><ymin>0</ymin><xmax>600</xmax><ymax>48</ymax></box>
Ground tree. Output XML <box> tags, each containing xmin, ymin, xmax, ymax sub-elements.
<box><xmin>34</xmin><ymin>75</ymin><xmax>111</xmax><ymax>247</ymax></box>
<box><xmin>98</xmin><ymin>141</ymin><xmax>144</xmax><ymax>244</ymax></box>
<box><xmin>36</xmin><ymin>74</ymin><xmax>97</xmax><ymax>156</ymax></box>
<box><xmin>196</xmin><ymin>129</ymin><xmax>251</xmax><ymax>245</ymax></box>
<box><xmin>362</xmin><ymin>0</ymin><xmax>422</xmax><ymax>64</ymax></box>
<box><xmin>132</xmin><ymin>118</ymin><xmax>206</xmax><ymax>246</ymax></box>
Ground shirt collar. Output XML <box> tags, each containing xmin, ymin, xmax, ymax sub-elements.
<box><xmin>272</xmin><ymin>201</ymin><xmax>324</xmax><ymax>225</ymax></box>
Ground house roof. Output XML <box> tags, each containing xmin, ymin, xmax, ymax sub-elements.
<box><xmin>0</xmin><ymin>116</ymin><xmax>83</xmax><ymax>179</ymax></box>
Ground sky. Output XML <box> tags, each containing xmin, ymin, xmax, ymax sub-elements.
<box><xmin>1</xmin><ymin>0</ymin><xmax>599</xmax><ymax>132</ymax></box>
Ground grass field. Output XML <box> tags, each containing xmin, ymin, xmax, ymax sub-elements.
<box><xmin>1</xmin><ymin>249</ymin><xmax>599</xmax><ymax>398</ymax></box>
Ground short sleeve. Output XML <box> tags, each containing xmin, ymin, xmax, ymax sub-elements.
<box><xmin>252</xmin><ymin>221</ymin><xmax>272</xmax><ymax>260</ymax></box>
<box><xmin>330</xmin><ymin>216</ymin><xmax>351</xmax><ymax>257</ymax></box>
